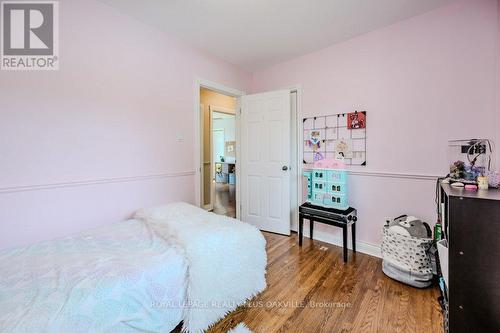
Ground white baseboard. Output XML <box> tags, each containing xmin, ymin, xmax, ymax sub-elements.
<box><xmin>301</xmin><ymin>228</ymin><xmax>381</xmax><ymax>259</ymax></box>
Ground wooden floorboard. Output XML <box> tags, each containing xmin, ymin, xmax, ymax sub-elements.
<box><xmin>174</xmin><ymin>232</ymin><xmax>443</xmax><ymax>333</ymax></box>
<box><xmin>212</xmin><ymin>183</ymin><xmax>236</xmax><ymax>218</ymax></box>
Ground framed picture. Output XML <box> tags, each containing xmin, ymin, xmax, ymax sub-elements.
<box><xmin>347</xmin><ymin>111</ymin><xmax>366</xmax><ymax>129</ymax></box>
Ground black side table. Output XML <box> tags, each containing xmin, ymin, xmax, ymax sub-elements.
<box><xmin>299</xmin><ymin>202</ymin><xmax>357</xmax><ymax>262</ymax></box>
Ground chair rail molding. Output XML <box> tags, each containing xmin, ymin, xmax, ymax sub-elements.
<box><xmin>0</xmin><ymin>171</ymin><xmax>196</xmax><ymax>194</ymax></box>
<box><xmin>348</xmin><ymin>170</ymin><xmax>440</xmax><ymax>181</ymax></box>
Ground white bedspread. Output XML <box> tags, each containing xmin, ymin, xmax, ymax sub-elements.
<box><xmin>135</xmin><ymin>203</ymin><xmax>267</xmax><ymax>333</ymax></box>
<box><xmin>0</xmin><ymin>203</ymin><xmax>267</xmax><ymax>333</ymax></box>
<box><xmin>0</xmin><ymin>219</ymin><xmax>187</xmax><ymax>333</ymax></box>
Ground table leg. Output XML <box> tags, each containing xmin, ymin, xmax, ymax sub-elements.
<box><xmin>299</xmin><ymin>214</ymin><xmax>304</xmax><ymax>246</ymax></box>
<box><xmin>343</xmin><ymin>225</ymin><xmax>348</xmax><ymax>262</ymax></box>
<box><xmin>310</xmin><ymin>218</ymin><xmax>314</xmax><ymax>240</ymax></box>
<box><xmin>352</xmin><ymin>222</ymin><xmax>356</xmax><ymax>253</ymax></box>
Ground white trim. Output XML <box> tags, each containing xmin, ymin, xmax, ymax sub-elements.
<box><xmin>194</xmin><ymin>77</ymin><xmax>245</xmax><ymax>211</ymax></box>
<box><xmin>201</xmin><ymin>103</ymin><xmax>235</xmax><ymax>211</ymax></box>
<box><xmin>210</xmin><ymin>105</ymin><xmax>235</xmax><ymax>115</ymax></box>
<box><xmin>199</xmin><ymin>103</ymin><xmax>205</xmax><ymax>208</ymax></box>
<box><xmin>284</xmin><ymin>85</ymin><xmax>303</xmax><ymax>232</ymax></box>
<box><xmin>210</xmin><ymin>126</ymin><xmax>226</xmax><ymax>212</ymax></box>
<box><xmin>197</xmin><ymin>78</ymin><xmax>245</xmax><ymax>97</ymax></box>
<box><xmin>301</xmin><ymin>167</ymin><xmax>440</xmax><ymax>181</ymax></box>
<box><xmin>206</xmin><ymin>105</ymin><xmax>215</xmax><ymax>211</ymax></box>
<box><xmin>301</xmin><ymin>226</ymin><xmax>382</xmax><ymax>259</ymax></box>
<box><xmin>293</xmin><ymin>87</ymin><xmax>302</xmax><ymax>233</ymax></box>
<box><xmin>0</xmin><ymin>171</ymin><xmax>196</xmax><ymax>194</ymax></box>
<box><xmin>235</xmin><ymin>98</ymin><xmax>242</xmax><ymax>220</ymax></box>
<box><xmin>348</xmin><ymin>170</ymin><xmax>440</xmax><ymax>181</ymax></box>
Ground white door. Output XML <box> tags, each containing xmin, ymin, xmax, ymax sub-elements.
<box><xmin>212</xmin><ymin>129</ymin><xmax>225</xmax><ymax>164</ymax></box>
<box><xmin>241</xmin><ymin>90</ymin><xmax>291</xmax><ymax>235</ymax></box>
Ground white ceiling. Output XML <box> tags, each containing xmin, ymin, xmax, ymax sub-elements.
<box><xmin>99</xmin><ymin>0</ymin><xmax>456</xmax><ymax>72</ymax></box>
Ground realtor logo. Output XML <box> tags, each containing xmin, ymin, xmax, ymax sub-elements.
<box><xmin>1</xmin><ymin>1</ymin><xmax>59</xmax><ymax>70</ymax></box>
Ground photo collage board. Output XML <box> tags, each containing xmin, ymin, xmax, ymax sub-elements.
<box><xmin>303</xmin><ymin>111</ymin><xmax>367</xmax><ymax>166</ymax></box>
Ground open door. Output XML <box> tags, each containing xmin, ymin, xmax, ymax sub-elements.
<box><xmin>200</xmin><ymin>103</ymin><xmax>214</xmax><ymax>211</ymax></box>
<box><xmin>240</xmin><ymin>90</ymin><xmax>291</xmax><ymax>235</ymax></box>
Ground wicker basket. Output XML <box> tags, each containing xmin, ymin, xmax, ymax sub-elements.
<box><xmin>381</xmin><ymin>224</ymin><xmax>434</xmax><ymax>286</ymax></box>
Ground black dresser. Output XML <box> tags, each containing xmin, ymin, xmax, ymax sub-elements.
<box><xmin>439</xmin><ymin>183</ymin><xmax>500</xmax><ymax>332</ymax></box>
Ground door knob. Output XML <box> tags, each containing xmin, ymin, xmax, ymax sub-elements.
<box><xmin>282</xmin><ymin>166</ymin><xmax>289</xmax><ymax>171</ymax></box>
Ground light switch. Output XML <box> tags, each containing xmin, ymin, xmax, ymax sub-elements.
<box><xmin>176</xmin><ymin>133</ymin><xmax>184</xmax><ymax>142</ymax></box>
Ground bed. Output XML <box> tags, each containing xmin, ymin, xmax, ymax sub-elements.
<box><xmin>0</xmin><ymin>203</ymin><xmax>267</xmax><ymax>333</ymax></box>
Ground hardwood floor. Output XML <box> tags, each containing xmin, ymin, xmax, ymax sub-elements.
<box><xmin>213</xmin><ymin>183</ymin><xmax>236</xmax><ymax>218</ymax></box>
<box><xmin>175</xmin><ymin>232</ymin><xmax>443</xmax><ymax>333</ymax></box>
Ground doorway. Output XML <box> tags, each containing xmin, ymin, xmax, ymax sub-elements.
<box><xmin>199</xmin><ymin>87</ymin><xmax>237</xmax><ymax>218</ymax></box>
<box><xmin>195</xmin><ymin>79</ymin><xmax>301</xmax><ymax>234</ymax></box>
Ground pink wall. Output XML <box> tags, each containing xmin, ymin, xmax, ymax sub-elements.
<box><xmin>252</xmin><ymin>0</ymin><xmax>500</xmax><ymax>249</ymax></box>
<box><xmin>1</xmin><ymin>0</ymin><xmax>498</xmax><ymax>252</ymax></box>
<box><xmin>0</xmin><ymin>0</ymin><xmax>251</xmax><ymax>250</ymax></box>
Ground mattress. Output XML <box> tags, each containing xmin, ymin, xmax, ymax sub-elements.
<box><xmin>0</xmin><ymin>219</ymin><xmax>188</xmax><ymax>333</ymax></box>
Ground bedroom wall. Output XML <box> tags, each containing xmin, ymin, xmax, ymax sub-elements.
<box><xmin>251</xmin><ymin>0</ymin><xmax>500</xmax><ymax>255</ymax></box>
<box><xmin>0</xmin><ymin>0</ymin><xmax>251</xmax><ymax>250</ymax></box>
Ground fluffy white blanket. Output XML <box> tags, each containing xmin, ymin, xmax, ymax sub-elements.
<box><xmin>228</xmin><ymin>323</ymin><xmax>253</xmax><ymax>333</ymax></box>
<box><xmin>134</xmin><ymin>203</ymin><xmax>267</xmax><ymax>333</ymax></box>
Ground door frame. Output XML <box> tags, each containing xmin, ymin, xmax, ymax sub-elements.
<box><xmin>199</xmin><ymin>102</ymin><xmax>207</xmax><ymax>209</ymax></box>
<box><xmin>289</xmin><ymin>86</ymin><xmax>303</xmax><ymax>232</ymax></box>
<box><xmin>194</xmin><ymin>78</ymin><xmax>302</xmax><ymax>227</ymax></box>
<box><xmin>194</xmin><ymin>78</ymin><xmax>245</xmax><ymax>217</ymax></box>
<box><xmin>210</xmin><ymin>126</ymin><xmax>224</xmax><ymax>211</ymax></box>
<box><xmin>210</xmin><ymin>107</ymin><xmax>236</xmax><ymax>212</ymax></box>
